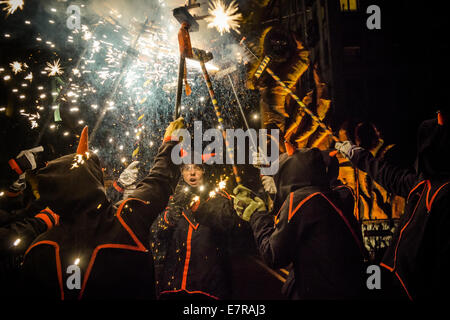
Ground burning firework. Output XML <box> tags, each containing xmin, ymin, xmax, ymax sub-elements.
<box><xmin>0</xmin><ymin>0</ymin><xmax>24</xmax><ymax>16</ymax></box>
<box><xmin>9</xmin><ymin>61</ymin><xmax>23</xmax><ymax>74</ymax></box>
<box><xmin>45</xmin><ymin>59</ymin><xmax>63</xmax><ymax>76</ymax></box>
<box><xmin>205</xmin><ymin>0</ymin><xmax>242</xmax><ymax>35</ymax></box>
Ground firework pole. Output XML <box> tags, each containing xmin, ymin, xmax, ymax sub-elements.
<box><xmin>196</xmin><ymin>50</ymin><xmax>242</xmax><ymax>184</ymax></box>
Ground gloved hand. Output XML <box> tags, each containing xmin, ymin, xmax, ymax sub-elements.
<box><xmin>9</xmin><ymin>173</ymin><xmax>27</xmax><ymax>193</ymax></box>
<box><xmin>233</xmin><ymin>185</ymin><xmax>266</xmax><ymax>221</ymax></box>
<box><xmin>261</xmin><ymin>175</ymin><xmax>276</xmax><ymax>194</ymax></box>
<box><xmin>9</xmin><ymin>146</ymin><xmax>44</xmax><ymax>175</ymax></box>
<box><xmin>163</xmin><ymin>117</ymin><xmax>186</xmax><ymax>142</ymax></box>
<box><xmin>118</xmin><ymin>161</ymin><xmax>140</xmax><ymax>187</ymax></box>
<box><xmin>335</xmin><ymin>141</ymin><xmax>363</xmax><ymax>160</ymax></box>
<box><xmin>242</xmin><ymin>197</ymin><xmax>266</xmax><ymax>221</ymax></box>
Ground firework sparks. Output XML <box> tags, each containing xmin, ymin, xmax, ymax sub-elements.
<box><xmin>205</xmin><ymin>0</ymin><xmax>242</xmax><ymax>35</ymax></box>
<box><xmin>24</xmin><ymin>71</ymin><xmax>32</xmax><ymax>81</ymax></box>
<box><xmin>9</xmin><ymin>61</ymin><xmax>23</xmax><ymax>74</ymax></box>
<box><xmin>71</xmin><ymin>152</ymin><xmax>90</xmax><ymax>169</ymax></box>
<box><xmin>0</xmin><ymin>0</ymin><xmax>24</xmax><ymax>16</ymax></box>
<box><xmin>45</xmin><ymin>59</ymin><xmax>63</xmax><ymax>76</ymax></box>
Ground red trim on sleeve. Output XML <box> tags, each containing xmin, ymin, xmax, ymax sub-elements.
<box><xmin>35</xmin><ymin>213</ymin><xmax>54</xmax><ymax>230</ymax></box>
<box><xmin>8</xmin><ymin>159</ymin><xmax>23</xmax><ymax>175</ymax></box>
<box><xmin>113</xmin><ymin>181</ymin><xmax>124</xmax><ymax>193</ymax></box>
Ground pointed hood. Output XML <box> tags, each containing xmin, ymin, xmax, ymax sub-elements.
<box><xmin>415</xmin><ymin>115</ymin><xmax>450</xmax><ymax>179</ymax></box>
<box><xmin>26</xmin><ymin>127</ymin><xmax>107</xmax><ymax>221</ymax></box>
<box><xmin>272</xmin><ymin>148</ymin><xmax>329</xmax><ymax>213</ymax></box>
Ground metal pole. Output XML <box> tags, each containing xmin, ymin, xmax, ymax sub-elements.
<box><xmin>198</xmin><ymin>59</ymin><xmax>242</xmax><ymax>184</ymax></box>
<box><xmin>174</xmin><ymin>55</ymin><xmax>185</xmax><ymax>120</ymax></box>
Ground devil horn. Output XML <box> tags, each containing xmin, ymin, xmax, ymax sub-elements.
<box><xmin>76</xmin><ymin>126</ymin><xmax>89</xmax><ymax>155</ymax></box>
<box><xmin>284</xmin><ymin>141</ymin><xmax>295</xmax><ymax>156</ymax></box>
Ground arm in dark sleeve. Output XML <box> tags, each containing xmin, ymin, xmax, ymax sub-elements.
<box><xmin>351</xmin><ymin>148</ymin><xmax>418</xmax><ymax>198</ymax></box>
<box><xmin>194</xmin><ymin>193</ymin><xmax>243</xmax><ymax>233</ymax></box>
<box><xmin>126</xmin><ymin>141</ymin><xmax>180</xmax><ymax>216</ymax></box>
<box><xmin>249</xmin><ymin>203</ymin><xmax>296</xmax><ymax>269</ymax></box>
<box><xmin>0</xmin><ymin>210</ymin><xmax>56</xmax><ymax>255</ymax></box>
<box><xmin>106</xmin><ymin>180</ymin><xmax>126</xmax><ymax>203</ymax></box>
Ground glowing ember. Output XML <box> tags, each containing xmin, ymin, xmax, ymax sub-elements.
<box><xmin>71</xmin><ymin>152</ymin><xmax>90</xmax><ymax>169</ymax></box>
<box><xmin>0</xmin><ymin>0</ymin><xmax>24</xmax><ymax>16</ymax></box>
<box><xmin>9</xmin><ymin>61</ymin><xmax>22</xmax><ymax>74</ymax></box>
<box><xmin>205</xmin><ymin>0</ymin><xmax>242</xmax><ymax>35</ymax></box>
<box><xmin>45</xmin><ymin>59</ymin><xmax>63</xmax><ymax>76</ymax></box>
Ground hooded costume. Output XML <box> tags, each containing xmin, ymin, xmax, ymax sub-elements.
<box><xmin>150</xmin><ymin>174</ymin><xmax>243</xmax><ymax>300</ymax></box>
<box><xmin>249</xmin><ymin>148</ymin><xmax>366</xmax><ymax>299</ymax></box>
<box><xmin>347</xmin><ymin>115</ymin><xmax>450</xmax><ymax>300</ymax></box>
<box><xmin>248</xmin><ymin>27</ymin><xmax>310</xmax><ymax>150</ymax></box>
<box><xmin>19</xmin><ymin>127</ymin><xmax>180</xmax><ymax>299</ymax></box>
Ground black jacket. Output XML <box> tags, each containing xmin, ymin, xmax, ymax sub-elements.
<box><xmin>20</xmin><ymin>141</ymin><xmax>179</xmax><ymax>299</ymax></box>
<box><xmin>250</xmin><ymin>149</ymin><xmax>366</xmax><ymax>300</ymax></box>
<box><xmin>349</xmin><ymin>119</ymin><xmax>450</xmax><ymax>300</ymax></box>
<box><xmin>152</xmin><ymin>180</ymin><xmax>243</xmax><ymax>300</ymax></box>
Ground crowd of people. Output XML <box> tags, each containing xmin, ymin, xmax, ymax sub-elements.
<box><xmin>0</xmin><ymin>103</ymin><xmax>448</xmax><ymax>300</ymax></box>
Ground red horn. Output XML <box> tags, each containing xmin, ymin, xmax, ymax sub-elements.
<box><xmin>438</xmin><ymin>111</ymin><xmax>446</xmax><ymax>126</ymax></box>
<box><xmin>284</xmin><ymin>141</ymin><xmax>295</xmax><ymax>156</ymax></box>
<box><xmin>76</xmin><ymin>126</ymin><xmax>89</xmax><ymax>155</ymax></box>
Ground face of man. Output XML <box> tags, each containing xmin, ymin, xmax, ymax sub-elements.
<box><xmin>181</xmin><ymin>164</ymin><xmax>204</xmax><ymax>187</ymax></box>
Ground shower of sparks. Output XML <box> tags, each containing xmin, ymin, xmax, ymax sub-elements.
<box><xmin>0</xmin><ymin>0</ymin><xmax>24</xmax><ymax>16</ymax></box>
<box><xmin>0</xmin><ymin>1</ymin><xmax>248</xmax><ymax>187</ymax></box>
<box><xmin>71</xmin><ymin>152</ymin><xmax>90</xmax><ymax>169</ymax></box>
<box><xmin>45</xmin><ymin>59</ymin><xmax>63</xmax><ymax>76</ymax></box>
<box><xmin>10</xmin><ymin>61</ymin><xmax>23</xmax><ymax>74</ymax></box>
<box><xmin>205</xmin><ymin>0</ymin><xmax>242</xmax><ymax>35</ymax></box>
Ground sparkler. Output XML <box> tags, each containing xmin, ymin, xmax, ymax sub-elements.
<box><xmin>0</xmin><ymin>0</ymin><xmax>24</xmax><ymax>16</ymax></box>
<box><xmin>45</xmin><ymin>59</ymin><xmax>63</xmax><ymax>76</ymax></box>
<box><xmin>205</xmin><ymin>0</ymin><xmax>242</xmax><ymax>35</ymax></box>
<box><xmin>10</xmin><ymin>61</ymin><xmax>23</xmax><ymax>74</ymax></box>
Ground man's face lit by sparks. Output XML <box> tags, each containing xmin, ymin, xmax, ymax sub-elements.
<box><xmin>181</xmin><ymin>164</ymin><xmax>204</xmax><ymax>187</ymax></box>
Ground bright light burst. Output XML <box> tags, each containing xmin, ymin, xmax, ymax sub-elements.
<box><xmin>205</xmin><ymin>0</ymin><xmax>242</xmax><ymax>35</ymax></box>
<box><xmin>9</xmin><ymin>61</ymin><xmax>22</xmax><ymax>74</ymax></box>
<box><xmin>45</xmin><ymin>59</ymin><xmax>63</xmax><ymax>76</ymax></box>
<box><xmin>0</xmin><ymin>0</ymin><xmax>24</xmax><ymax>16</ymax></box>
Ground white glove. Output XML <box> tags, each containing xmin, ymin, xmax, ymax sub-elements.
<box><xmin>118</xmin><ymin>161</ymin><xmax>140</xmax><ymax>187</ymax></box>
<box><xmin>15</xmin><ymin>146</ymin><xmax>44</xmax><ymax>170</ymax></box>
<box><xmin>335</xmin><ymin>141</ymin><xmax>363</xmax><ymax>160</ymax></box>
<box><xmin>10</xmin><ymin>173</ymin><xmax>27</xmax><ymax>192</ymax></box>
<box><xmin>261</xmin><ymin>175</ymin><xmax>276</xmax><ymax>194</ymax></box>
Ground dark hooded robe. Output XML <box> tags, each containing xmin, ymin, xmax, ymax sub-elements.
<box><xmin>19</xmin><ymin>140</ymin><xmax>179</xmax><ymax>299</ymax></box>
<box><xmin>151</xmin><ymin>179</ymin><xmax>243</xmax><ymax>300</ymax></box>
<box><xmin>249</xmin><ymin>148</ymin><xmax>366</xmax><ymax>299</ymax></box>
<box><xmin>348</xmin><ymin>116</ymin><xmax>450</xmax><ymax>300</ymax></box>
